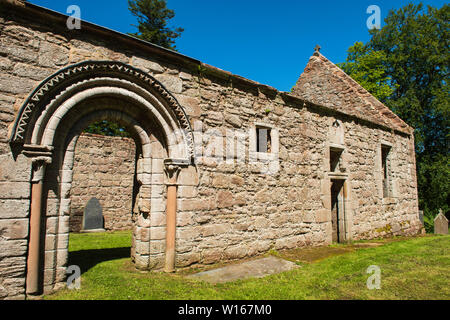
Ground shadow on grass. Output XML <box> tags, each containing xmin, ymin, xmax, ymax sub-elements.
<box><xmin>69</xmin><ymin>247</ymin><xmax>131</xmax><ymax>274</ymax></box>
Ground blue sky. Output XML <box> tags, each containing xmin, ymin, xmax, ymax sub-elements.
<box><xmin>28</xmin><ymin>0</ymin><xmax>447</xmax><ymax>92</ymax></box>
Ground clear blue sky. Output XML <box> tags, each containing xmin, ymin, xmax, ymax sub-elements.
<box><xmin>29</xmin><ymin>0</ymin><xmax>447</xmax><ymax>92</ymax></box>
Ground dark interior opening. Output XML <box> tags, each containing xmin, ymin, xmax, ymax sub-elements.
<box><xmin>256</xmin><ymin>127</ymin><xmax>272</xmax><ymax>153</ymax></box>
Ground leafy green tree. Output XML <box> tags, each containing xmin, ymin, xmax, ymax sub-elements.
<box><xmin>338</xmin><ymin>42</ymin><xmax>395</xmax><ymax>102</ymax></box>
<box><xmin>341</xmin><ymin>3</ymin><xmax>449</xmax><ymax>226</ymax></box>
<box><xmin>85</xmin><ymin>1</ymin><xmax>184</xmax><ymax>136</ymax></box>
<box><xmin>128</xmin><ymin>0</ymin><xmax>184</xmax><ymax>50</ymax></box>
<box><xmin>369</xmin><ymin>4</ymin><xmax>449</xmax><ymax>157</ymax></box>
<box><xmin>84</xmin><ymin>120</ymin><xmax>131</xmax><ymax>138</ymax></box>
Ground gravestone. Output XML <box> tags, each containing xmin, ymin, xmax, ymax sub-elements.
<box><xmin>82</xmin><ymin>197</ymin><xmax>105</xmax><ymax>232</ymax></box>
<box><xmin>434</xmin><ymin>210</ymin><xmax>448</xmax><ymax>235</ymax></box>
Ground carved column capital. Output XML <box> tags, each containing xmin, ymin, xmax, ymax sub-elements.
<box><xmin>164</xmin><ymin>165</ymin><xmax>181</xmax><ymax>186</ymax></box>
<box><xmin>21</xmin><ymin>144</ymin><xmax>53</xmax><ymax>183</ymax></box>
<box><xmin>31</xmin><ymin>157</ymin><xmax>51</xmax><ymax>183</ymax></box>
<box><xmin>163</xmin><ymin>159</ymin><xmax>188</xmax><ymax>186</ymax></box>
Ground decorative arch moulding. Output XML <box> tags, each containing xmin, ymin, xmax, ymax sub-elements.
<box><xmin>9</xmin><ymin>60</ymin><xmax>195</xmax><ymax>162</ymax></box>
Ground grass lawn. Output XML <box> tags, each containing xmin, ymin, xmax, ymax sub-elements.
<box><xmin>44</xmin><ymin>231</ymin><xmax>450</xmax><ymax>300</ymax></box>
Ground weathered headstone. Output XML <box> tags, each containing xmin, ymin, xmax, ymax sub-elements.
<box><xmin>82</xmin><ymin>197</ymin><xmax>104</xmax><ymax>232</ymax></box>
<box><xmin>434</xmin><ymin>210</ymin><xmax>449</xmax><ymax>235</ymax></box>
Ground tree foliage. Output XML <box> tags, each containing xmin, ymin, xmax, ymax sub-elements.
<box><xmin>341</xmin><ymin>3</ymin><xmax>449</xmax><ymax>224</ymax></box>
<box><xmin>84</xmin><ymin>121</ymin><xmax>131</xmax><ymax>138</ymax></box>
<box><xmin>338</xmin><ymin>42</ymin><xmax>395</xmax><ymax>102</ymax></box>
<box><xmin>128</xmin><ymin>0</ymin><xmax>184</xmax><ymax>50</ymax></box>
<box><xmin>84</xmin><ymin>1</ymin><xmax>184</xmax><ymax>136</ymax></box>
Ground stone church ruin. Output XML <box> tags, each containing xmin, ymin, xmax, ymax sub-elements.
<box><xmin>0</xmin><ymin>0</ymin><xmax>423</xmax><ymax>299</ymax></box>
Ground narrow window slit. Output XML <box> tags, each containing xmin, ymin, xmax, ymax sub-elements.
<box><xmin>256</xmin><ymin>127</ymin><xmax>272</xmax><ymax>153</ymax></box>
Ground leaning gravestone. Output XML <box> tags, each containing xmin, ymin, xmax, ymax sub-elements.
<box><xmin>434</xmin><ymin>210</ymin><xmax>449</xmax><ymax>235</ymax></box>
<box><xmin>82</xmin><ymin>197</ymin><xmax>105</xmax><ymax>232</ymax></box>
<box><xmin>418</xmin><ymin>210</ymin><xmax>424</xmax><ymax>225</ymax></box>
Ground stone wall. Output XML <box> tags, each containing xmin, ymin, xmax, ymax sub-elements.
<box><xmin>0</xmin><ymin>2</ymin><xmax>422</xmax><ymax>299</ymax></box>
<box><xmin>69</xmin><ymin>133</ymin><xmax>136</xmax><ymax>232</ymax></box>
<box><xmin>0</xmin><ymin>153</ymin><xmax>31</xmax><ymax>300</ymax></box>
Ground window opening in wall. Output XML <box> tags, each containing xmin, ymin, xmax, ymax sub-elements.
<box><xmin>256</xmin><ymin>127</ymin><xmax>272</xmax><ymax>153</ymax></box>
<box><xmin>381</xmin><ymin>145</ymin><xmax>392</xmax><ymax>198</ymax></box>
<box><xmin>330</xmin><ymin>148</ymin><xmax>343</xmax><ymax>172</ymax></box>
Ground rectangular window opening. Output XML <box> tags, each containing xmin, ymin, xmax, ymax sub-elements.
<box><xmin>330</xmin><ymin>148</ymin><xmax>343</xmax><ymax>172</ymax></box>
<box><xmin>381</xmin><ymin>145</ymin><xmax>392</xmax><ymax>198</ymax></box>
<box><xmin>256</xmin><ymin>127</ymin><xmax>272</xmax><ymax>153</ymax></box>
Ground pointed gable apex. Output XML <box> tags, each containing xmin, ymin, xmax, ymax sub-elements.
<box><xmin>292</xmin><ymin>50</ymin><xmax>412</xmax><ymax>134</ymax></box>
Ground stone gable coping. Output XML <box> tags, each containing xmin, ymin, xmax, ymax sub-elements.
<box><xmin>292</xmin><ymin>52</ymin><xmax>413</xmax><ymax>135</ymax></box>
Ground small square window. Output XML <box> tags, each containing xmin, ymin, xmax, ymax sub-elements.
<box><xmin>256</xmin><ymin>127</ymin><xmax>272</xmax><ymax>153</ymax></box>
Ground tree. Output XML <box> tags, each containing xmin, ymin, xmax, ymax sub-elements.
<box><xmin>128</xmin><ymin>0</ymin><xmax>184</xmax><ymax>50</ymax></box>
<box><xmin>341</xmin><ymin>3</ymin><xmax>449</xmax><ymax>226</ymax></box>
<box><xmin>85</xmin><ymin>1</ymin><xmax>184</xmax><ymax>136</ymax></box>
<box><xmin>338</xmin><ymin>42</ymin><xmax>395</xmax><ymax>102</ymax></box>
<box><xmin>84</xmin><ymin>120</ymin><xmax>131</xmax><ymax>138</ymax></box>
<box><xmin>369</xmin><ymin>4</ymin><xmax>449</xmax><ymax>157</ymax></box>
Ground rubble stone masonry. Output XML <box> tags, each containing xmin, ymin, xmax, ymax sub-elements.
<box><xmin>0</xmin><ymin>1</ymin><xmax>422</xmax><ymax>299</ymax></box>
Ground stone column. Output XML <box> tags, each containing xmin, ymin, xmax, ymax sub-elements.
<box><xmin>26</xmin><ymin>156</ymin><xmax>51</xmax><ymax>295</ymax></box>
<box><xmin>163</xmin><ymin>159</ymin><xmax>188</xmax><ymax>273</ymax></box>
<box><xmin>163</xmin><ymin>163</ymin><xmax>181</xmax><ymax>273</ymax></box>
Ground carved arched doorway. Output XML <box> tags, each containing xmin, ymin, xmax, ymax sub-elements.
<box><xmin>9</xmin><ymin>61</ymin><xmax>195</xmax><ymax>295</ymax></box>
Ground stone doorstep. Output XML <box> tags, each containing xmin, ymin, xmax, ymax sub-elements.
<box><xmin>186</xmin><ymin>256</ymin><xmax>299</xmax><ymax>284</ymax></box>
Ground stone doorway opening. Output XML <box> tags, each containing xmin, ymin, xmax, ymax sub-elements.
<box><xmin>67</xmin><ymin>121</ymin><xmax>138</xmax><ymax>276</ymax></box>
<box><xmin>69</xmin><ymin>127</ymin><xmax>137</xmax><ymax>233</ymax></box>
<box><xmin>331</xmin><ymin>179</ymin><xmax>346</xmax><ymax>243</ymax></box>
<box><xmin>8</xmin><ymin>61</ymin><xmax>195</xmax><ymax>296</ymax></box>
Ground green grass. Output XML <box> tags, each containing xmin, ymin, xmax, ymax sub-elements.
<box><xmin>44</xmin><ymin>232</ymin><xmax>450</xmax><ymax>300</ymax></box>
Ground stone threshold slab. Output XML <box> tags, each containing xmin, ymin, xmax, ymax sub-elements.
<box><xmin>187</xmin><ymin>256</ymin><xmax>299</xmax><ymax>284</ymax></box>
